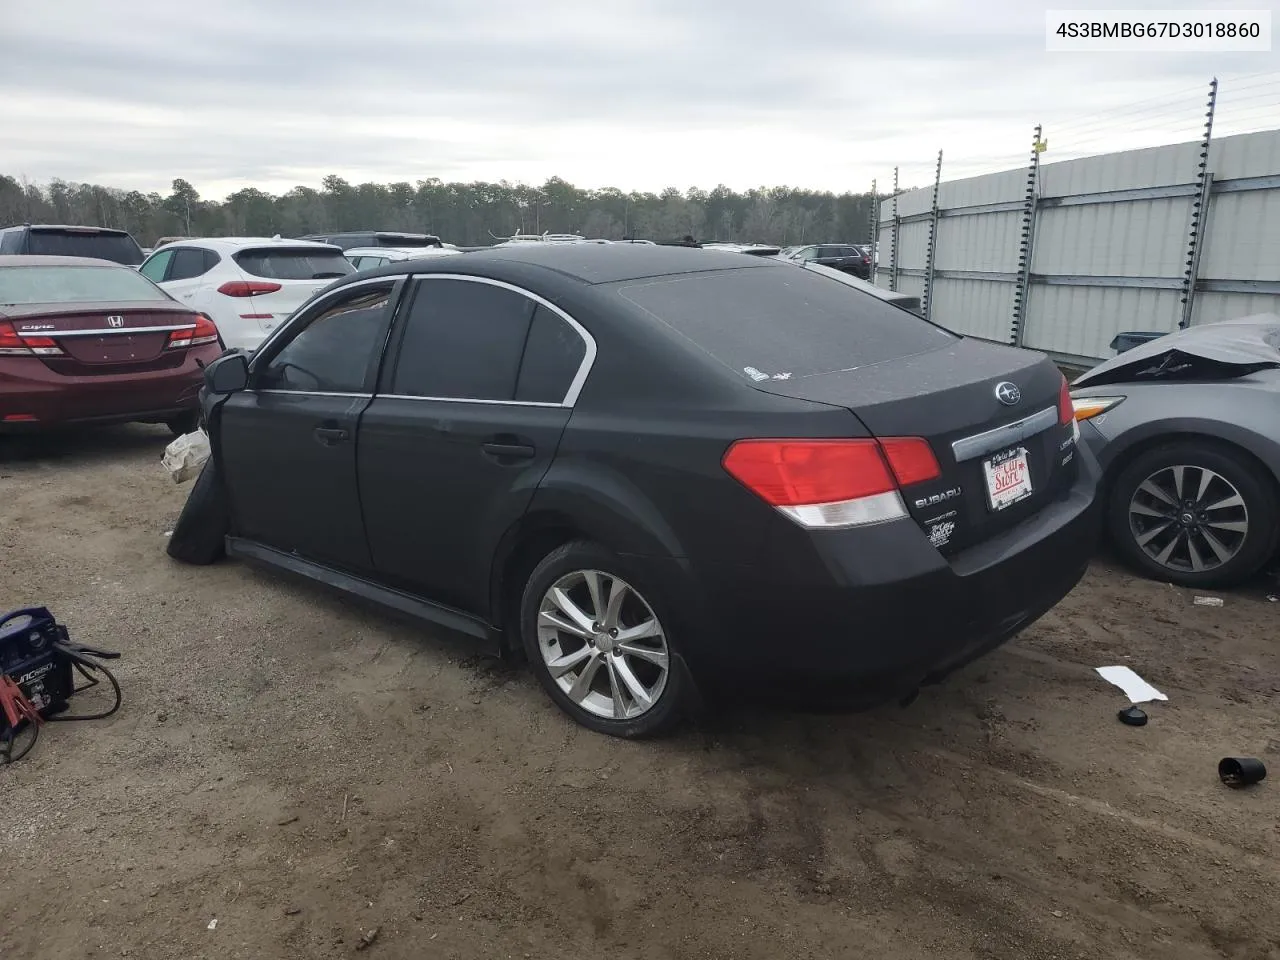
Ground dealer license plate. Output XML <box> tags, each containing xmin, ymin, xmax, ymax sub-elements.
<box><xmin>983</xmin><ymin>447</ymin><xmax>1033</xmax><ymax>511</ymax></box>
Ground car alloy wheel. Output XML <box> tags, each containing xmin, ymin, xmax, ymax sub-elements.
<box><xmin>535</xmin><ymin>569</ymin><xmax>670</xmax><ymax>721</ymax></box>
<box><xmin>1127</xmin><ymin>463</ymin><xmax>1248</xmax><ymax>575</ymax></box>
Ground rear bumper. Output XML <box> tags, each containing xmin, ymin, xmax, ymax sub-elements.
<box><xmin>0</xmin><ymin>348</ymin><xmax>216</xmax><ymax>431</ymax></box>
<box><xmin>659</xmin><ymin>445</ymin><xmax>1101</xmax><ymax>706</ymax></box>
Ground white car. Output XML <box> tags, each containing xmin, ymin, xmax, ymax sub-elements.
<box><xmin>345</xmin><ymin>245</ymin><xmax>463</xmax><ymax>271</ymax></box>
<box><xmin>138</xmin><ymin>238</ymin><xmax>354</xmax><ymax>351</ymax></box>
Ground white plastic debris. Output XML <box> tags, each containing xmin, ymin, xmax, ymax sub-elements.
<box><xmin>162</xmin><ymin>429</ymin><xmax>210</xmax><ymax>484</ymax></box>
<box><xmin>1193</xmin><ymin>596</ymin><xmax>1224</xmax><ymax>607</ymax></box>
<box><xmin>207</xmin><ymin>919</ymin><xmax>217</xmax><ymax>931</ymax></box>
<box><xmin>1096</xmin><ymin>665</ymin><xmax>1168</xmax><ymax>704</ymax></box>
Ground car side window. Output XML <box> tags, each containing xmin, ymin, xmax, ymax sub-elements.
<box><xmin>515</xmin><ymin>305</ymin><xmax>587</xmax><ymax>403</ymax></box>
<box><xmin>390</xmin><ymin>278</ymin><xmax>535</xmax><ymax>401</ymax></box>
<box><xmin>0</xmin><ymin>229</ymin><xmax>21</xmax><ymax>254</ymax></box>
<box><xmin>796</xmin><ymin>246</ymin><xmax>817</xmax><ymax>261</ymax></box>
<box><xmin>257</xmin><ymin>283</ymin><xmax>395</xmax><ymax>394</ymax></box>
<box><xmin>168</xmin><ymin>247</ymin><xmax>211</xmax><ymax>281</ymax></box>
<box><xmin>139</xmin><ymin>249</ymin><xmax>174</xmax><ymax>282</ymax></box>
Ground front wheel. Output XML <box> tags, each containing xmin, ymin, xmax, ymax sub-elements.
<box><xmin>1108</xmin><ymin>440</ymin><xmax>1279</xmax><ymax>589</ymax></box>
<box><xmin>520</xmin><ymin>542</ymin><xmax>690</xmax><ymax>738</ymax></box>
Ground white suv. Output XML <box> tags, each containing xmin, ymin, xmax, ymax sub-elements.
<box><xmin>138</xmin><ymin>238</ymin><xmax>354</xmax><ymax>350</ymax></box>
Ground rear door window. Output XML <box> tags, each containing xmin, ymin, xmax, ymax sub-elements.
<box><xmin>26</xmin><ymin>229</ymin><xmax>144</xmax><ymax>265</ymax></box>
<box><xmin>233</xmin><ymin>248</ymin><xmax>356</xmax><ymax>281</ymax></box>
<box><xmin>515</xmin><ymin>305</ymin><xmax>587</xmax><ymax>403</ymax></box>
<box><xmin>167</xmin><ymin>247</ymin><xmax>213</xmax><ymax>281</ymax></box>
<box><xmin>389</xmin><ymin>278</ymin><xmax>535</xmax><ymax>401</ymax></box>
<box><xmin>0</xmin><ymin>230</ymin><xmax>20</xmax><ymax>254</ymax></box>
<box><xmin>257</xmin><ymin>284</ymin><xmax>395</xmax><ymax>393</ymax></box>
<box><xmin>617</xmin><ymin>266</ymin><xmax>956</xmax><ymax>380</ymax></box>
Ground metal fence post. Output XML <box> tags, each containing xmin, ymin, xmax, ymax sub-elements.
<box><xmin>1180</xmin><ymin>77</ymin><xmax>1218</xmax><ymax>329</ymax></box>
<box><xmin>1011</xmin><ymin>124</ymin><xmax>1043</xmax><ymax>346</ymax></box>
<box><xmin>922</xmin><ymin>150</ymin><xmax>943</xmax><ymax>322</ymax></box>
<box><xmin>868</xmin><ymin>178</ymin><xmax>878</xmax><ymax>285</ymax></box>
<box><xmin>889</xmin><ymin>166</ymin><xmax>900</xmax><ymax>292</ymax></box>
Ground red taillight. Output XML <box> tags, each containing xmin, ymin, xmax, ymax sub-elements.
<box><xmin>721</xmin><ymin>436</ymin><xmax>940</xmax><ymax>529</ymax></box>
<box><xmin>217</xmin><ymin>280</ymin><xmax>282</xmax><ymax>297</ymax></box>
<box><xmin>722</xmin><ymin>439</ymin><xmax>895</xmax><ymax>507</ymax></box>
<box><xmin>168</xmin><ymin>313</ymin><xmax>221</xmax><ymax>349</ymax></box>
<box><xmin>0</xmin><ymin>320</ymin><xmax>62</xmax><ymax>356</ymax></box>
<box><xmin>879</xmin><ymin>437</ymin><xmax>942</xmax><ymax>487</ymax></box>
<box><xmin>1058</xmin><ymin>375</ymin><xmax>1073</xmax><ymax>426</ymax></box>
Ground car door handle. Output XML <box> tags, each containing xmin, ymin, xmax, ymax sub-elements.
<box><xmin>481</xmin><ymin>441</ymin><xmax>535</xmax><ymax>460</ymax></box>
<box><xmin>314</xmin><ymin>426</ymin><xmax>349</xmax><ymax>445</ymax></box>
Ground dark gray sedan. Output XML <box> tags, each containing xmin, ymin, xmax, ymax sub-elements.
<box><xmin>1071</xmin><ymin>314</ymin><xmax>1280</xmax><ymax>588</ymax></box>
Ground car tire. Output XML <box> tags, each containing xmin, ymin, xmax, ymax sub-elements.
<box><xmin>519</xmin><ymin>541</ymin><xmax>691</xmax><ymax>738</ymax></box>
<box><xmin>166</xmin><ymin>411</ymin><xmax>201</xmax><ymax>437</ymax></box>
<box><xmin>166</xmin><ymin>458</ymin><xmax>230</xmax><ymax>565</ymax></box>
<box><xmin>1108</xmin><ymin>439</ymin><xmax>1279</xmax><ymax>589</ymax></box>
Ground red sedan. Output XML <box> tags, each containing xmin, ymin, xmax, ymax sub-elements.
<box><xmin>0</xmin><ymin>255</ymin><xmax>224</xmax><ymax>435</ymax></box>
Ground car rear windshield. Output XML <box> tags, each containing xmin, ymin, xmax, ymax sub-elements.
<box><xmin>0</xmin><ymin>264</ymin><xmax>170</xmax><ymax>305</ymax></box>
<box><xmin>617</xmin><ymin>266</ymin><xmax>957</xmax><ymax>380</ymax></box>
<box><xmin>233</xmin><ymin>248</ymin><xmax>356</xmax><ymax>281</ymax></box>
<box><xmin>27</xmin><ymin>229</ymin><xmax>144</xmax><ymax>265</ymax></box>
<box><xmin>375</xmin><ymin>235</ymin><xmax>441</xmax><ymax>248</ymax></box>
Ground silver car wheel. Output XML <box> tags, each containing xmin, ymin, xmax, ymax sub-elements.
<box><xmin>1128</xmin><ymin>463</ymin><xmax>1249</xmax><ymax>574</ymax></box>
<box><xmin>536</xmin><ymin>570</ymin><xmax>669</xmax><ymax>721</ymax></box>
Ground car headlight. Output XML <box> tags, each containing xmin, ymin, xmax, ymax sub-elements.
<box><xmin>1070</xmin><ymin>395</ymin><xmax>1125</xmax><ymax>422</ymax></box>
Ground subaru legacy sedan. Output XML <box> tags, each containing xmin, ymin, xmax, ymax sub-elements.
<box><xmin>170</xmin><ymin>244</ymin><xmax>1099</xmax><ymax>738</ymax></box>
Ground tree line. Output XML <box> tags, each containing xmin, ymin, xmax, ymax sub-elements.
<box><xmin>0</xmin><ymin>173</ymin><xmax>878</xmax><ymax>248</ymax></box>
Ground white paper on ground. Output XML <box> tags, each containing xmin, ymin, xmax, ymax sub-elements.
<box><xmin>1096</xmin><ymin>665</ymin><xmax>1168</xmax><ymax>704</ymax></box>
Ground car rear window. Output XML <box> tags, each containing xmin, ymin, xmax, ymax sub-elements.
<box><xmin>617</xmin><ymin>266</ymin><xmax>957</xmax><ymax>380</ymax></box>
<box><xmin>233</xmin><ymin>248</ymin><xmax>356</xmax><ymax>281</ymax></box>
<box><xmin>26</xmin><ymin>229</ymin><xmax>144</xmax><ymax>265</ymax></box>
<box><xmin>375</xmin><ymin>235</ymin><xmax>441</xmax><ymax>248</ymax></box>
<box><xmin>0</xmin><ymin>265</ymin><xmax>170</xmax><ymax>305</ymax></box>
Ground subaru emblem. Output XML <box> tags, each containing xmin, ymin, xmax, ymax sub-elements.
<box><xmin>106</xmin><ymin>315</ymin><xmax>125</xmax><ymax>328</ymax></box>
<box><xmin>995</xmin><ymin>381</ymin><xmax>1021</xmax><ymax>406</ymax></box>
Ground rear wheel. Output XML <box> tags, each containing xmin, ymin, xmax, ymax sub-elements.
<box><xmin>167</xmin><ymin>458</ymin><xmax>230</xmax><ymax>565</ymax></box>
<box><xmin>520</xmin><ymin>542</ymin><xmax>689</xmax><ymax>738</ymax></box>
<box><xmin>1108</xmin><ymin>440</ymin><xmax>1278</xmax><ymax>589</ymax></box>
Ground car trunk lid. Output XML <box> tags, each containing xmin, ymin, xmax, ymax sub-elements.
<box><xmin>3</xmin><ymin>301</ymin><xmax>198</xmax><ymax>373</ymax></box>
<box><xmin>749</xmin><ymin>340</ymin><xmax>1076</xmax><ymax>553</ymax></box>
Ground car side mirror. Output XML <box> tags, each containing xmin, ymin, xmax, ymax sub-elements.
<box><xmin>204</xmin><ymin>352</ymin><xmax>249</xmax><ymax>394</ymax></box>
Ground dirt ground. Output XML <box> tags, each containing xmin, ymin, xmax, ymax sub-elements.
<box><xmin>2</xmin><ymin>424</ymin><xmax>1278</xmax><ymax>960</ymax></box>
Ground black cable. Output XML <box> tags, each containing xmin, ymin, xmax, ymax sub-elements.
<box><xmin>0</xmin><ymin>721</ymin><xmax>38</xmax><ymax>765</ymax></box>
<box><xmin>48</xmin><ymin>661</ymin><xmax>122</xmax><ymax>722</ymax></box>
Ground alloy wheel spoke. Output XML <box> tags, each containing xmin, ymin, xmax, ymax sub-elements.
<box><xmin>1139</xmin><ymin>479</ymin><xmax>1177</xmax><ymax>506</ymax></box>
<box><xmin>1204</xmin><ymin>492</ymin><xmax>1244</xmax><ymax>512</ymax></box>
<box><xmin>1186</xmin><ymin>534</ymin><xmax>1208</xmax><ymax>572</ymax></box>
<box><xmin>610</xmin><ymin>655</ymin><xmax>654</xmax><ymax>711</ymax></box>
<box><xmin>1131</xmin><ymin>501</ymin><xmax>1173</xmax><ymax>520</ymax></box>
<box><xmin>1170</xmin><ymin>465</ymin><xmax>1187</xmax><ymax>500</ymax></box>
<box><xmin>583</xmin><ymin>571</ymin><xmax>605</xmax><ymax>622</ymax></box>
<box><xmin>539</xmin><ymin>609</ymin><xmax>591</xmax><ymax>640</ymax></box>
<box><xmin>1135</xmin><ymin>521</ymin><xmax>1173</xmax><ymax>548</ymax></box>
<box><xmin>567</xmin><ymin>651</ymin><xmax>604</xmax><ymax>702</ymax></box>
<box><xmin>545</xmin><ymin>643</ymin><xmax>594</xmax><ymax>678</ymax></box>
<box><xmin>1195</xmin><ymin>467</ymin><xmax>1216</xmax><ymax>503</ymax></box>
<box><xmin>615</xmin><ymin>618</ymin><xmax>661</xmax><ymax>644</ymax></box>
<box><xmin>617</xmin><ymin>641</ymin><xmax>668</xmax><ymax>669</ymax></box>
<box><xmin>604</xmin><ymin>656</ymin><xmax>629</xmax><ymax>719</ymax></box>
<box><xmin>1153</xmin><ymin>531</ymin><xmax>1183</xmax><ymax>566</ymax></box>
<box><xmin>1204</xmin><ymin>518</ymin><xmax>1248</xmax><ymax>534</ymax></box>
<box><xmin>602</xmin><ymin>578</ymin><xmax>630</xmax><ymax>630</ymax></box>
<box><xmin>549</xmin><ymin>587</ymin><xmax>595</xmax><ymax>635</ymax></box>
<box><xmin>1199</xmin><ymin>527</ymin><xmax>1235</xmax><ymax>565</ymax></box>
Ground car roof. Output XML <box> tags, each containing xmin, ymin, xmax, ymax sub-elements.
<box><xmin>154</xmin><ymin>237</ymin><xmax>343</xmax><ymax>253</ymax></box>
<box><xmin>0</xmin><ymin>254</ymin><xmax>124</xmax><ymax>268</ymax></box>
<box><xmin>1</xmin><ymin>224</ymin><xmax>132</xmax><ymax>235</ymax></box>
<box><xmin>340</xmin><ymin>242</ymin><xmax>776</xmax><ymax>288</ymax></box>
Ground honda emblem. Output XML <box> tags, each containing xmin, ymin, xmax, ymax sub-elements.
<box><xmin>106</xmin><ymin>315</ymin><xmax>125</xmax><ymax>328</ymax></box>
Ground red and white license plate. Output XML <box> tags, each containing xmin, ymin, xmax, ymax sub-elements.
<box><xmin>983</xmin><ymin>447</ymin><xmax>1033</xmax><ymax>511</ymax></box>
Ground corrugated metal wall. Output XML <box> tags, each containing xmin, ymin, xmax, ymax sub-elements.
<box><xmin>874</xmin><ymin>128</ymin><xmax>1280</xmax><ymax>362</ymax></box>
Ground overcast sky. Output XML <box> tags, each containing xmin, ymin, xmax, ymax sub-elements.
<box><xmin>0</xmin><ymin>0</ymin><xmax>1276</xmax><ymax>198</ymax></box>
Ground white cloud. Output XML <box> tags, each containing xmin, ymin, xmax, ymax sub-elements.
<box><xmin>0</xmin><ymin>0</ymin><xmax>1275</xmax><ymax>197</ymax></box>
